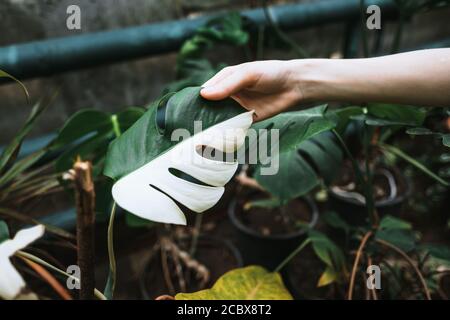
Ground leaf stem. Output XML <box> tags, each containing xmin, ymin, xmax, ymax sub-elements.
<box><xmin>379</xmin><ymin>143</ymin><xmax>449</xmax><ymax>187</ymax></box>
<box><xmin>111</xmin><ymin>114</ymin><xmax>122</xmax><ymax>138</ymax></box>
<box><xmin>331</xmin><ymin>129</ymin><xmax>366</xmax><ymax>194</ymax></box>
<box><xmin>376</xmin><ymin>239</ymin><xmax>431</xmax><ymax>300</ymax></box>
<box><xmin>16</xmin><ymin>251</ymin><xmax>107</xmax><ymax>300</ymax></box>
<box><xmin>104</xmin><ymin>202</ymin><xmax>117</xmax><ymax>299</ymax></box>
<box><xmin>348</xmin><ymin>231</ymin><xmax>372</xmax><ymax>300</ymax></box>
<box><xmin>274</xmin><ymin>238</ymin><xmax>311</xmax><ymax>273</ymax></box>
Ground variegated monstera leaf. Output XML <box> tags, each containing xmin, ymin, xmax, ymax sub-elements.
<box><xmin>104</xmin><ymin>87</ymin><xmax>253</xmax><ymax>225</ymax></box>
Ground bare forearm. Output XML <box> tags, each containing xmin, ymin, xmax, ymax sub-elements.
<box><xmin>294</xmin><ymin>49</ymin><xmax>450</xmax><ymax>107</ymax></box>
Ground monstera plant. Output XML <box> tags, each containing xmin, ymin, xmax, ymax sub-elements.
<box><xmin>102</xmin><ymin>87</ymin><xmax>338</xmax><ymax>299</ymax></box>
<box><xmin>103</xmin><ymin>86</ymin><xmax>337</xmax><ymax>225</ymax></box>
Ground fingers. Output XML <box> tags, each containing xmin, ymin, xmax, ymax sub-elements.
<box><xmin>201</xmin><ymin>67</ymin><xmax>257</xmax><ymax>100</ymax></box>
<box><xmin>202</xmin><ymin>66</ymin><xmax>234</xmax><ymax>88</ymax></box>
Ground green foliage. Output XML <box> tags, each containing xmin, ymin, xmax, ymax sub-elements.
<box><xmin>167</xmin><ymin>12</ymin><xmax>249</xmax><ymax>94</ymax></box>
<box><xmin>0</xmin><ymin>98</ymin><xmax>51</xmax><ymax>177</ymax></box>
<box><xmin>422</xmin><ymin>244</ymin><xmax>450</xmax><ymax>261</ymax></box>
<box><xmin>244</xmin><ymin>197</ymin><xmax>281</xmax><ymax>210</ymax></box>
<box><xmin>379</xmin><ymin>215</ymin><xmax>412</xmax><ymax>230</ymax></box>
<box><xmin>351</xmin><ymin>104</ymin><xmax>426</xmax><ymax>127</ymax></box>
<box><xmin>375</xmin><ymin>229</ymin><xmax>417</xmax><ymax>252</ymax></box>
<box><xmin>406</xmin><ymin>127</ymin><xmax>450</xmax><ymax>147</ymax></box>
<box><xmin>252</xmin><ymin>107</ymin><xmax>339</xmax><ymax>203</ymax></box>
<box><xmin>175</xmin><ymin>266</ymin><xmax>293</xmax><ymax>300</ymax></box>
<box><xmin>178</xmin><ymin>12</ymin><xmax>248</xmax><ymax>64</ymax></box>
<box><xmin>51</xmin><ymin>107</ymin><xmax>144</xmax><ymax>173</ymax></box>
<box><xmin>0</xmin><ymin>220</ymin><xmax>9</xmax><ymax>243</ymax></box>
<box><xmin>307</xmin><ymin>230</ymin><xmax>347</xmax><ymax>286</ymax></box>
<box><xmin>322</xmin><ymin>211</ymin><xmax>350</xmax><ymax>235</ymax></box>
<box><xmin>308</xmin><ymin>230</ymin><xmax>346</xmax><ymax>271</ymax></box>
<box><xmin>379</xmin><ymin>143</ymin><xmax>449</xmax><ymax>186</ymax></box>
<box><xmin>375</xmin><ymin>216</ymin><xmax>417</xmax><ymax>253</ymax></box>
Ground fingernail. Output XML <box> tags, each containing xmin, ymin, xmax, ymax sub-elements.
<box><xmin>201</xmin><ymin>86</ymin><xmax>213</xmax><ymax>94</ymax></box>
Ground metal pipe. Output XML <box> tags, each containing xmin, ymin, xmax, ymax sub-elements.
<box><xmin>0</xmin><ymin>0</ymin><xmax>397</xmax><ymax>81</ymax></box>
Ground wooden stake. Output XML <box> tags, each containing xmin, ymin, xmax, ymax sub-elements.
<box><xmin>72</xmin><ymin>159</ymin><xmax>96</xmax><ymax>300</ymax></box>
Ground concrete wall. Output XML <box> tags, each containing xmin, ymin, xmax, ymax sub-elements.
<box><xmin>1</xmin><ymin>0</ymin><xmax>449</xmax><ymax>144</ymax></box>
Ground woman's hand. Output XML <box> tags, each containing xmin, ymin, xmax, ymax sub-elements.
<box><xmin>200</xmin><ymin>49</ymin><xmax>450</xmax><ymax>120</ymax></box>
<box><xmin>200</xmin><ymin>60</ymin><xmax>306</xmax><ymax>121</ymax></box>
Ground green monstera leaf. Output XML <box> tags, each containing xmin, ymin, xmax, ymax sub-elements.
<box><xmin>175</xmin><ymin>266</ymin><xmax>293</xmax><ymax>300</ymax></box>
<box><xmin>250</xmin><ymin>106</ymin><xmax>340</xmax><ymax>203</ymax></box>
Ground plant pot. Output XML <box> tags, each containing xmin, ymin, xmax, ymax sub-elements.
<box><xmin>285</xmin><ymin>246</ymin><xmax>336</xmax><ymax>300</ymax></box>
<box><xmin>139</xmin><ymin>235</ymin><xmax>243</xmax><ymax>299</ymax></box>
<box><xmin>228</xmin><ymin>194</ymin><xmax>319</xmax><ymax>271</ymax></box>
<box><xmin>328</xmin><ymin>165</ymin><xmax>412</xmax><ymax>226</ymax></box>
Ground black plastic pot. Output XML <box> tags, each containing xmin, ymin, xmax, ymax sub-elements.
<box><xmin>228</xmin><ymin>196</ymin><xmax>319</xmax><ymax>271</ymax></box>
<box><xmin>328</xmin><ymin>166</ymin><xmax>412</xmax><ymax>226</ymax></box>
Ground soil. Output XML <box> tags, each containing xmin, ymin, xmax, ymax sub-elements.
<box><xmin>332</xmin><ymin>162</ymin><xmax>408</xmax><ymax>202</ymax></box>
<box><xmin>235</xmin><ymin>190</ymin><xmax>313</xmax><ymax>236</ymax></box>
<box><xmin>140</xmin><ymin>237</ymin><xmax>240</xmax><ymax>299</ymax></box>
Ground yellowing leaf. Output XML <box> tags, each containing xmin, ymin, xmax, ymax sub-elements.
<box><xmin>175</xmin><ymin>266</ymin><xmax>293</xmax><ymax>300</ymax></box>
<box><xmin>317</xmin><ymin>267</ymin><xmax>337</xmax><ymax>287</ymax></box>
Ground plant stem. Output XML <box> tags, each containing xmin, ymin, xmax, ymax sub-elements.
<box><xmin>16</xmin><ymin>251</ymin><xmax>107</xmax><ymax>300</ymax></box>
<box><xmin>103</xmin><ymin>118</ymin><xmax>121</xmax><ymax>299</ymax></box>
<box><xmin>331</xmin><ymin>129</ymin><xmax>366</xmax><ymax>193</ymax></box>
<box><xmin>274</xmin><ymin>238</ymin><xmax>311</xmax><ymax>273</ymax></box>
<box><xmin>376</xmin><ymin>239</ymin><xmax>431</xmax><ymax>300</ymax></box>
<box><xmin>379</xmin><ymin>143</ymin><xmax>449</xmax><ymax>187</ymax></box>
<box><xmin>20</xmin><ymin>256</ymin><xmax>73</xmax><ymax>300</ymax></box>
<box><xmin>363</xmin><ymin>124</ymin><xmax>377</xmax><ymax>226</ymax></box>
<box><xmin>73</xmin><ymin>159</ymin><xmax>96</xmax><ymax>300</ymax></box>
<box><xmin>111</xmin><ymin>114</ymin><xmax>122</xmax><ymax>137</ymax></box>
<box><xmin>104</xmin><ymin>202</ymin><xmax>117</xmax><ymax>299</ymax></box>
<box><xmin>348</xmin><ymin>231</ymin><xmax>372</xmax><ymax>300</ymax></box>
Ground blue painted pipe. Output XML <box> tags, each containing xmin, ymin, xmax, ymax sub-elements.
<box><xmin>0</xmin><ymin>0</ymin><xmax>398</xmax><ymax>81</ymax></box>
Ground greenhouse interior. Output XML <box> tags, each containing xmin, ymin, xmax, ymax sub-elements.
<box><xmin>0</xmin><ymin>0</ymin><xmax>449</xmax><ymax>307</ymax></box>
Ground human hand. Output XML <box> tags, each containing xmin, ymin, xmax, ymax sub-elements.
<box><xmin>200</xmin><ymin>60</ymin><xmax>305</xmax><ymax>121</ymax></box>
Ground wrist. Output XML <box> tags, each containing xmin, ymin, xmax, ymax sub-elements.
<box><xmin>288</xmin><ymin>59</ymin><xmax>330</xmax><ymax>103</ymax></box>
<box><xmin>288</xmin><ymin>58</ymin><xmax>357</xmax><ymax>104</ymax></box>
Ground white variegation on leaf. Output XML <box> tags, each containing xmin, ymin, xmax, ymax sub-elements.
<box><xmin>0</xmin><ymin>225</ymin><xmax>45</xmax><ymax>300</ymax></box>
<box><xmin>112</xmin><ymin>111</ymin><xmax>254</xmax><ymax>225</ymax></box>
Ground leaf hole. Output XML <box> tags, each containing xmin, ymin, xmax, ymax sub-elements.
<box><xmin>168</xmin><ymin>167</ymin><xmax>212</xmax><ymax>187</ymax></box>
